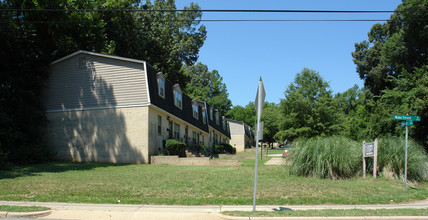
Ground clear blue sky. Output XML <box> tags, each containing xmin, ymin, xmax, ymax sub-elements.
<box><xmin>175</xmin><ymin>0</ymin><xmax>402</xmax><ymax>107</ymax></box>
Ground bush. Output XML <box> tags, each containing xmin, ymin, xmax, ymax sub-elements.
<box><xmin>222</xmin><ymin>143</ymin><xmax>236</xmax><ymax>154</ymax></box>
<box><xmin>290</xmin><ymin>136</ymin><xmax>361</xmax><ymax>179</ymax></box>
<box><xmin>214</xmin><ymin>144</ymin><xmax>224</xmax><ymax>154</ymax></box>
<box><xmin>377</xmin><ymin>136</ymin><xmax>428</xmax><ymax>182</ymax></box>
<box><xmin>201</xmin><ymin>145</ymin><xmax>211</xmax><ymax>155</ymax></box>
<box><xmin>165</xmin><ymin>139</ymin><xmax>186</xmax><ymax>156</ymax></box>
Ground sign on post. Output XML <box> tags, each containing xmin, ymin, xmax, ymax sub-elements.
<box><xmin>393</xmin><ymin>114</ymin><xmax>421</xmax><ymax>190</ymax></box>
<box><xmin>363</xmin><ymin>138</ymin><xmax>378</xmax><ymax>179</ymax></box>
<box><xmin>253</xmin><ymin>77</ymin><xmax>265</xmax><ymax>212</ymax></box>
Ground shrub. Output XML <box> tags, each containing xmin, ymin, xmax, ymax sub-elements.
<box><xmin>187</xmin><ymin>143</ymin><xmax>201</xmax><ymax>152</ymax></box>
<box><xmin>377</xmin><ymin>136</ymin><xmax>428</xmax><ymax>182</ymax></box>
<box><xmin>201</xmin><ymin>145</ymin><xmax>212</xmax><ymax>156</ymax></box>
<box><xmin>214</xmin><ymin>144</ymin><xmax>224</xmax><ymax>154</ymax></box>
<box><xmin>290</xmin><ymin>136</ymin><xmax>361</xmax><ymax>179</ymax></box>
<box><xmin>222</xmin><ymin>143</ymin><xmax>236</xmax><ymax>154</ymax></box>
<box><xmin>165</xmin><ymin>139</ymin><xmax>186</xmax><ymax>156</ymax></box>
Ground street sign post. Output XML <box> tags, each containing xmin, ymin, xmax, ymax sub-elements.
<box><xmin>253</xmin><ymin>77</ymin><xmax>265</xmax><ymax>212</ymax></box>
<box><xmin>394</xmin><ymin>114</ymin><xmax>420</xmax><ymax>190</ymax></box>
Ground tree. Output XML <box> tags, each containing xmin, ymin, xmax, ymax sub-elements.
<box><xmin>226</xmin><ymin>102</ymin><xmax>256</xmax><ymax>127</ymax></box>
<box><xmin>260</xmin><ymin>102</ymin><xmax>281</xmax><ymax>147</ymax></box>
<box><xmin>352</xmin><ymin>0</ymin><xmax>428</xmax><ymax>148</ymax></box>
<box><xmin>275</xmin><ymin>68</ymin><xmax>342</xmax><ymax>142</ymax></box>
<box><xmin>183</xmin><ymin>62</ymin><xmax>232</xmax><ymax>115</ymax></box>
<box><xmin>332</xmin><ymin>85</ymin><xmax>369</xmax><ymax>140</ymax></box>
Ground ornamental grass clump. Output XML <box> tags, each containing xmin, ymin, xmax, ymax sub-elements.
<box><xmin>377</xmin><ymin>136</ymin><xmax>428</xmax><ymax>182</ymax></box>
<box><xmin>290</xmin><ymin>136</ymin><xmax>361</xmax><ymax>179</ymax></box>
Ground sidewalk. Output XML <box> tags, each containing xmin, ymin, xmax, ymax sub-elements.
<box><xmin>1</xmin><ymin>200</ymin><xmax>428</xmax><ymax>220</ymax></box>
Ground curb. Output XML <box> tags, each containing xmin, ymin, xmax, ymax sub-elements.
<box><xmin>217</xmin><ymin>214</ymin><xmax>428</xmax><ymax>220</ymax></box>
<box><xmin>0</xmin><ymin>210</ymin><xmax>51</xmax><ymax>218</ymax></box>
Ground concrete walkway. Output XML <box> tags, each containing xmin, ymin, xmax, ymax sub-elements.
<box><xmin>2</xmin><ymin>200</ymin><xmax>428</xmax><ymax>220</ymax></box>
<box><xmin>264</xmin><ymin>157</ymin><xmax>286</xmax><ymax>165</ymax></box>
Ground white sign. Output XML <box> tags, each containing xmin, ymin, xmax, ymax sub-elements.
<box><xmin>363</xmin><ymin>138</ymin><xmax>378</xmax><ymax>179</ymax></box>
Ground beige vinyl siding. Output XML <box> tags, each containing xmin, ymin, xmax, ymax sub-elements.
<box><xmin>229</xmin><ymin>121</ymin><xmax>245</xmax><ymax>134</ymax></box>
<box><xmin>43</xmin><ymin>54</ymin><xmax>148</xmax><ymax>111</ymax></box>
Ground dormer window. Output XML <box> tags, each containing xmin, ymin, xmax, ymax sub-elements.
<box><xmin>210</xmin><ymin>108</ymin><xmax>213</xmax><ymax>120</ymax></box>
<box><xmin>215</xmin><ymin>110</ymin><xmax>219</xmax><ymax>125</ymax></box>
<box><xmin>192</xmin><ymin>102</ymin><xmax>199</xmax><ymax>119</ymax></box>
<box><xmin>202</xmin><ymin>108</ymin><xmax>206</xmax><ymax>124</ymax></box>
<box><xmin>157</xmin><ymin>72</ymin><xmax>165</xmax><ymax>98</ymax></box>
<box><xmin>173</xmin><ymin>84</ymin><xmax>182</xmax><ymax>109</ymax></box>
<box><xmin>222</xmin><ymin>116</ymin><xmax>226</xmax><ymax>130</ymax></box>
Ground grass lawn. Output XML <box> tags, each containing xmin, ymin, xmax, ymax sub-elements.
<box><xmin>223</xmin><ymin>209</ymin><xmax>428</xmax><ymax>217</ymax></box>
<box><xmin>0</xmin><ymin>205</ymin><xmax>50</xmax><ymax>212</ymax></box>
<box><xmin>1</xmin><ymin>156</ymin><xmax>428</xmax><ymax>205</ymax></box>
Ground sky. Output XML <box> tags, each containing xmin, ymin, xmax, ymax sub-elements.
<box><xmin>175</xmin><ymin>0</ymin><xmax>403</xmax><ymax>107</ymax></box>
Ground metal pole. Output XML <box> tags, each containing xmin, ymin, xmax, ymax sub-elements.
<box><xmin>405</xmin><ymin>125</ymin><xmax>408</xmax><ymax>190</ymax></box>
<box><xmin>252</xmin><ymin>121</ymin><xmax>260</xmax><ymax>211</ymax></box>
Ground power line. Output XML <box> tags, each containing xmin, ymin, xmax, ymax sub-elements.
<box><xmin>2</xmin><ymin>18</ymin><xmax>428</xmax><ymax>24</ymax></box>
<box><xmin>1</xmin><ymin>8</ymin><xmax>426</xmax><ymax>13</ymax></box>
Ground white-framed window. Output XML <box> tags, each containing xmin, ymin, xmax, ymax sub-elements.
<box><xmin>192</xmin><ymin>131</ymin><xmax>197</xmax><ymax>145</ymax></box>
<box><xmin>209</xmin><ymin>108</ymin><xmax>213</xmax><ymax>120</ymax></box>
<box><xmin>173</xmin><ymin>84</ymin><xmax>182</xmax><ymax>109</ymax></box>
<box><xmin>174</xmin><ymin>123</ymin><xmax>180</xmax><ymax>140</ymax></box>
<box><xmin>192</xmin><ymin>103</ymin><xmax>199</xmax><ymax>119</ymax></box>
<box><xmin>202</xmin><ymin>109</ymin><xmax>206</xmax><ymax>124</ymax></box>
<box><xmin>157</xmin><ymin>115</ymin><xmax>162</xmax><ymax>135</ymax></box>
<box><xmin>157</xmin><ymin>72</ymin><xmax>165</xmax><ymax>98</ymax></box>
<box><xmin>215</xmin><ymin>110</ymin><xmax>219</xmax><ymax>125</ymax></box>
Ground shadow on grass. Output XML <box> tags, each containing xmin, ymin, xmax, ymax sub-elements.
<box><xmin>273</xmin><ymin>207</ymin><xmax>292</xmax><ymax>211</ymax></box>
<box><xmin>0</xmin><ymin>161</ymin><xmax>130</xmax><ymax>179</ymax></box>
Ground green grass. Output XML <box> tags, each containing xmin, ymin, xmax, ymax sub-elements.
<box><xmin>290</xmin><ymin>136</ymin><xmax>361</xmax><ymax>179</ymax></box>
<box><xmin>223</xmin><ymin>208</ymin><xmax>428</xmax><ymax>217</ymax></box>
<box><xmin>0</xmin><ymin>160</ymin><xmax>428</xmax><ymax>205</ymax></box>
<box><xmin>0</xmin><ymin>205</ymin><xmax>50</xmax><ymax>212</ymax></box>
<box><xmin>266</xmin><ymin>149</ymin><xmax>284</xmax><ymax>155</ymax></box>
<box><xmin>290</xmin><ymin>136</ymin><xmax>428</xmax><ymax>181</ymax></box>
<box><xmin>377</xmin><ymin>136</ymin><xmax>428</xmax><ymax>181</ymax></box>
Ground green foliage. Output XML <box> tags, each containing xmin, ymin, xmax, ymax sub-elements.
<box><xmin>352</xmin><ymin>0</ymin><xmax>428</xmax><ymax>149</ymax></box>
<box><xmin>226</xmin><ymin>102</ymin><xmax>256</xmax><ymax>127</ymax></box>
<box><xmin>377</xmin><ymin>136</ymin><xmax>428</xmax><ymax>182</ymax></box>
<box><xmin>290</xmin><ymin>136</ymin><xmax>361</xmax><ymax>179</ymax></box>
<box><xmin>201</xmin><ymin>145</ymin><xmax>212</xmax><ymax>155</ymax></box>
<box><xmin>214</xmin><ymin>144</ymin><xmax>225</xmax><ymax>154</ymax></box>
<box><xmin>187</xmin><ymin>143</ymin><xmax>201</xmax><ymax>152</ymax></box>
<box><xmin>260</xmin><ymin>102</ymin><xmax>281</xmax><ymax>145</ymax></box>
<box><xmin>0</xmin><ymin>205</ymin><xmax>50</xmax><ymax>212</ymax></box>
<box><xmin>276</xmin><ymin>68</ymin><xmax>342</xmax><ymax>142</ymax></box>
<box><xmin>182</xmin><ymin>62</ymin><xmax>232</xmax><ymax>115</ymax></box>
<box><xmin>222</xmin><ymin>143</ymin><xmax>236</xmax><ymax>154</ymax></box>
<box><xmin>165</xmin><ymin>139</ymin><xmax>186</xmax><ymax>156</ymax></box>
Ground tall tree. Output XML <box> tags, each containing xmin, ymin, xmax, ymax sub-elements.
<box><xmin>352</xmin><ymin>0</ymin><xmax>428</xmax><ymax>148</ymax></box>
<box><xmin>332</xmin><ymin>85</ymin><xmax>369</xmax><ymax>140</ymax></box>
<box><xmin>182</xmin><ymin>62</ymin><xmax>232</xmax><ymax>115</ymax></box>
<box><xmin>260</xmin><ymin>102</ymin><xmax>281</xmax><ymax>147</ymax></box>
<box><xmin>226</xmin><ymin>102</ymin><xmax>256</xmax><ymax>127</ymax></box>
<box><xmin>275</xmin><ymin>68</ymin><xmax>342</xmax><ymax>142</ymax></box>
